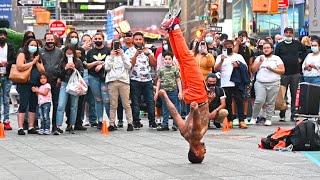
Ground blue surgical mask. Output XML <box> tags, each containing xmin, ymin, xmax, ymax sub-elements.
<box><xmin>205</xmin><ymin>37</ymin><xmax>213</xmax><ymax>44</ymax></box>
<box><xmin>311</xmin><ymin>46</ymin><xmax>319</xmax><ymax>53</ymax></box>
<box><xmin>70</xmin><ymin>38</ymin><xmax>78</xmax><ymax>45</ymax></box>
<box><xmin>28</xmin><ymin>46</ymin><xmax>37</xmax><ymax>54</ymax></box>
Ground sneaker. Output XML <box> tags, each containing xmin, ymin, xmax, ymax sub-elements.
<box><xmin>156</xmin><ymin>118</ymin><xmax>162</xmax><ymax>126</ymax></box>
<box><xmin>3</xmin><ymin>122</ymin><xmax>12</xmax><ymax>130</ymax></box>
<box><xmin>53</xmin><ymin>130</ymin><xmax>60</xmax><ymax>135</ymax></box>
<box><xmin>157</xmin><ymin>125</ymin><xmax>169</xmax><ymax>131</ymax></box>
<box><xmin>250</xmin><ymin>118</ymin><xmax>257</xmax><ymax>125</ymax></box>
<box><xmin>172</xmin><ymin>125</ymin><xmax>178</xmax><ymax>131</ymax></box>
<box><xmin>279</xmin><ymin>117</ymin><xmax>286</xmax><ymax>122</ymax></box>
<box><xmin>28</xmin><ymin>128</ymin><xmax>38</xmax><ymax>134</ymax></box>
<box><xmin>68</xmin><ymin>127</ymin><xmax>75</xmax><ymax>134</ymax></box>
<box><xmin>97</xmin><ymin>121</ymin><xmax>103</xmax><ymax>130</ymax></box>
<box><xmin>18</xmin><ymin>129</ymin><xmax>25</xmax><ymax>135</ymax></box>
<box><xmin>160</xmin><ymin>7</ymin><xmax>182</xmax><ymax>30</ymax></box>
<box><xmin>213</xmin><ymin>122</ymin><xmax>222</xmax><ymax>129</ymax></box>
<box><xmin>43</xmin><ymin>129</ymin><xmax>50</xmax><ymax>135</ymax></box>
<box><xmin>91</xmin><ymin>122</ymin><xmax>98</xmax><ymax>127</ymax></box>
<box><xmin>133</xmin><ymin>121</ymin><xmax>141</xmax><ymax>130</ymax></box>
<box><xmin>127</xmin><ymin>124</ymin><xmax>134</xmax><ymax>131</ymax></box>
<box><xmin>74</xmin><ymin>126</ymin><xmax>87</xmax><ymax>131</ymax></box>
<box><xmin>38</xmin><ymin>129</ymin><xmax>44</xmax><ymax>135</ymax></box>
<box><xmin>233</xmin><ymin>119</ymin><xmax>239</xmax><ymax>126</ymax></box>
<box><xmin>117</xmin><ymin>121</ymin><xmax>124</xmax><ymax>128</ymax></box>
<box><xmin>239</xmin><ymin>122</ymin><xmax>248</xmax><ymax>129</ymax></box>
<box><xmin>244</xmin><ymin>119</ymin><xmax>250</xmax><ymax>125</ymax></box>
<box><xmin>57</xmin><ymin>127</ymin><xmax>63</xmax><ymax>134</ymax></box>
<box><xmin>149</xmin><ymin>121</ymin><xmax>157</xmax><ymax>129</ymax></box>
<box><xmin>256</xmin><ymin>117</ymin><xmax>266</xmax><ymax>123</ymax></box>
<box><xmin>108</xmin><ymin>125</ymin><xmax>116</xmax><ymax>131</ymax></box>
<box><xmin>264</xmin><ymin>120</ymin><xmax>272</xmax><ymax>126</ymax></box>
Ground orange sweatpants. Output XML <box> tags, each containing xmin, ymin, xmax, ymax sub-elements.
<box><xmin>169</xmin><ymin>29</ymin><xmax>208</xmax><ymax>104</ymax></box>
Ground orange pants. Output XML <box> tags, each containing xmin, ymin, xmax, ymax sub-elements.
<box><xmin>169</xmin><ymin>29</ymin><xmax>208</xmax><ymax>104</ymax></box>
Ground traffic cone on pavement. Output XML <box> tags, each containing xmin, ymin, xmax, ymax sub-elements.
<box><xmin>101</xmin><ymin>120</ymin><xmax>109</xmax><ymax>135</ymax></box>
<box><xmin>222</xmin><ymin>117</ymin><xmax>230</xmax><ymax>132</ymax></box>
<box><xmin>0</xmin><ymin>123</ymin><xmax>6</xmax><ymax>138</ymax></box>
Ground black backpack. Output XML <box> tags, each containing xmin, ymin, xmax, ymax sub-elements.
<box><xmin>286</xmin><ymin>120</ymin><xmax>320</xmax><ymax>151</ymax></box>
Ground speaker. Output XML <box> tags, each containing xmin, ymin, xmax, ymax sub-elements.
<box><xmin>299</xmin><ymin>82</ymin><xmax>320</xmax><ymax>115</ymax></box>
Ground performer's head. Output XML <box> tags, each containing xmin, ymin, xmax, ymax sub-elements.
<box><xmin>188</xmin><ymin>142</ymin><xmax>206</xmax><ymax>163</ymax></box>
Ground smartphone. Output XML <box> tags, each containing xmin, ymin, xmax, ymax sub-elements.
<box><xmin>124</xmin><ymin>32</ymin><xmax>132</xmax><ymax>37</ymax></box>
<box><xmin>113</xmin><ymin>41</ymin><xmax>121</xmax><ymax>50</ymax></box>
<box><xmin>135</xmin><ymin>44</ymin><xmax>143</xmax><ymax>50</ymax></box>
<box><xmin>200</xmin><ymin>41</ymin><xmax>205</xmax><ymax>46</ymax></box>
<box><xmin>222</xmin><ymin>49</ymin><xmax>228</xmax><ymax>56</ymax></box>
<box><xmin>209</xmin><ymin>87</ymin><xmax>215</xmax><ymax>94</ymax></box>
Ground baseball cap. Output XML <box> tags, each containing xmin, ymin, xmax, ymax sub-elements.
<box><xmin>219</xmin><ymin>33</ymin><xmax>228</xmax><ymax>41</ymax></box>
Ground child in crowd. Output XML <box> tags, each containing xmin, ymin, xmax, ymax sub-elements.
<box><xmin>32</xmin><ymin>73</ymin><xmax>52</xmax><ymax>135</ymax></box>
<box><xmin>154</xmin><ymin>51</ymin><xmax>182</xmax><ymax>131</ymax></box>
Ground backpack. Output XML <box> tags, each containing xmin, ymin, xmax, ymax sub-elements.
<box><xmin>286</xmin><ymin>120</ymin><xmax>320</xmax><ymax>151</ymax></box>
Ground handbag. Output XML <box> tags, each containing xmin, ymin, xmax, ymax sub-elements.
<box><xmin>66</xmin><ymin>70</ymin><xmax>88</xmax><ymax>96</ymax></box>
<box><xmin>275</xmin><ymin>85</ymin><xmax>288</xmax><ymax>111</ymax></box>
<box><xmin>9</xmin><ymin>60</ymin><xmax>32</xmax><ymax>83</ymax></box>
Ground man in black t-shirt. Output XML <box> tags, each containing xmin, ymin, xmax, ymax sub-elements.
<box><xmin>206</xmin><ymin>73</ymin><xmax>228</xmax><ymax>128</ymax></box>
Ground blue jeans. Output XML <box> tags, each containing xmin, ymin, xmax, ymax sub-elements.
<box><xmin>304</xmin><ymin>76</ymin><xmax>320</xmax><ymax>85</ymax></box>
<box><xmin>80</xmin><ymin>87</ymin><xmax>97</xmax><ymax>124</ymax></box>
<box><xmin>161</xmin><ymin>90</ymin><xmax>178</xmax><ymax>126</ymax></box>
<box><xmin>130</xmin><ymin>80</ymin><xmax>155</xmax><ymax>123</ymax></box>
<box><xmin>89</xmin><ymin>75</ymin><xmax>110</xmax><ymax>122</ymax></box>
<box><xmin>0</xmin><ymin>76</ymin><xmax>12</xmax><ymax>121</ymax></box>
<box><xmin>56</xmin><ymin>82</ymin><xmax>79</xmax><ymax>126</ymax></box>
<box><xmin>39</xmin><ymin>102</ymin><xmax>51</xmax><ymax>130</ymax></box>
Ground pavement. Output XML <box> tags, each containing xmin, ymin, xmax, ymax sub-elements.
<box><xmin>1</xmin><ymin>110</ymin><xmax>320</xmax><ymax>180</ymax></box>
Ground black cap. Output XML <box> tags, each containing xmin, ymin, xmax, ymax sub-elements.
<box><xmin>284</xmin><ymin>27</ymin><xmax>293</xmax><ymax>33</ymax></box>
<box><xmin>0</xmin><ymin>29</ymin><xmax>7</xmax><ymax>36</ymax></box>
<box><xmin>219</xmin><ymin>33</ymin><xmax>228</xmax><ymax>41</ymax></box>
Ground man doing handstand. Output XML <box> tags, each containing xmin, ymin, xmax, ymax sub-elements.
<box><xmin>159</xmin><ymin>8</ymin><xmax>210</xmax><ymax>163</ymax></box>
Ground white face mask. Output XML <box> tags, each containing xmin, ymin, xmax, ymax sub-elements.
<box><xmin>245</xmin><ymin>42</ymin><xmax>251</xmax><ymax>47</ymax></box>
<box><xmin>163</xmin><ymin>44</ymin><xmax>168</xmax><ymax>51</ymax></box>
<box><xmin>66</xmin><ymin>54</ymin><xmax>74</xmax><ymax>59</ymax></box>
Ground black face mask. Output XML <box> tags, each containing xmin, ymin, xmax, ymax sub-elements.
<box><xmin>134</xmin><ymin>43</ymin><xmax>143</xmax><ymax>50</ymax></box>
<box><xmin>207</xmin><ymin>83</ymin><xmax>216</xmax><ymax>88</ymax></box>
<box><xmin>227</xmin><ymin>48</ymin><xmax>233</xmax><ymax>55</ymax></box>
<box><xmin>46</xmin><ymin>42</ymin><xmax>55</xmax><ymax>48</ymax></box>
<box><xmin>95</xmin><ymin>41</ymin><xmax>103</xmax><ymax>47</ymax></box>
<box><xmin>0</xmin><ymin>38</ymin><xmax>6</xmax><ymax>45</ymax></box>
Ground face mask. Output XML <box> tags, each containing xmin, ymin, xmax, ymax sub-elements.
<box><xmin>284</xmin><ymin>36</ymin><xmax>293</xmax><ymax>43</ymax></box>
<box><xmin>46</xmin><ymin>42</ymin><xmax>55</xmax><ymax>48</ymax></box>
<box><xmin>241</xmin><ymin>38</ymin><xmax>247</xmax><ymax>44</ymax></box>
<box><xmin>70</xmin><ymin>38</ymin><xmax>78</xmax><ymax>45</ymax></box>
<box><xmin>0</xmin><ymin>38</ymin><xmax>6</xmax><ymax>44</ymax></box>
<box><xmin>205</xmin><ymin>37</ymin><xmax>213</xmax><ymax>44</ymax></box>
<box><xmin>245</xmin><ymin>42</ymin><xmax>251</xmax><ymax>48</ymax></box>
<box><xmin>95</xmin><ymin>41</ymin><xmax>103</xmax><ymax>47</ymax></box>
<box><xmin>227</xmin><ymin>48</ymin><xmax>233</xmax><ymax>55</ymax></box>
<box><xmin>163</xmin><ymin>44</ymin><xmax>168</xmax><ymax>51</ymax></box>
<box><xmin>66</xmin><ymin>54</ymin><xmax>74</xmax><ymax>59</ymax></box>
<box><xmin>207</xmin><ymin>83</ymin><xmax>215</xmax><ymax>88</ymax></box>
<box><xmin>311</xmin><ymin>47</ymin><xmax>319</xmax><ymax>53</ymax></box>
<box><xmin>28</xmin><ymin>46</ymin><xmax>37</xmax><ymax>54</ymax></box>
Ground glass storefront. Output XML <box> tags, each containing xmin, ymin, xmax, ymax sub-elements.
<box><xmin>232</xmin><ymin>0</ymin><xmax>305</xmax><ymax>38</ymax></box>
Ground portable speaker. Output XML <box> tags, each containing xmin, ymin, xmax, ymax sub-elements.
<box><xmin>299</xmin><ymin>82</ymin><xmax>320</xmax><ymax>115</ymax></box>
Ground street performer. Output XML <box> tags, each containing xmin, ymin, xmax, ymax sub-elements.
<box><xmin>159</xmin><ymin>8</ymin><xmax>210</xmax><ymax>163</ymax></box>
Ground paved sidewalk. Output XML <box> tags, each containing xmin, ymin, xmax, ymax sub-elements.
<box><xmin>1</xmin><ymin>114</ymin><xmax>320</xmax><ymax>180</ymax></box>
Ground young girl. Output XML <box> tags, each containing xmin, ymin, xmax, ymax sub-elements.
<box><xmin>32</xmin><ymin>73</ymin><xmax>52</xmax><ymax>135</ymax></box>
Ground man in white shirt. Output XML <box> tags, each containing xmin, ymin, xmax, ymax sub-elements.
<box><xmin>214</xmin><ymin>40</ymin><xmax>248</xmax><ymax>129</ymax></box>
<box><xmin>125</xmin><ymin>32</ymin><xmax>157</xmax><ymax>129</ymax></box>
<box><xmin>0</xmin><ymin>29</ymin><xmax>16</xmax><ymax>130</ymax></box>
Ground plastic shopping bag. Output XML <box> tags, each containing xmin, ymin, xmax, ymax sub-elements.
<box><xmin>66</xmin><ymin>70</ymin><xmax>88</xmax><ymax>96</ymax></box>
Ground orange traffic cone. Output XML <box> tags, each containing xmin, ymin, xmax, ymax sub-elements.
<box><xmin>101</xmin><ymin>120</ymin><xmax>109</xmax><ymax>135</ymax></box>
<box><xmin>222</xmin><ymin>117</ymin><xmax>230</xmax><ymax>132</ymax></box>
<box><xmin>0</xmin><ymin>123</ymin><xmax>6</xmax><ymax>138</ymax></box>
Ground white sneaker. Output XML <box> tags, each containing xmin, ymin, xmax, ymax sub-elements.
<box><xmin>264</xmin><ymin>120</ymin><xmax>272</xmax><ymax>126</ymax></box>
<box><xmin>250</xmin><ymin>118</ymin><xmax>257</xmax><ymax>125</ymax></box>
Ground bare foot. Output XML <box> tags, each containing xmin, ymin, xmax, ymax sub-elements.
<box><xmin>158</xmin><ymin>89</ymin><xmax>167</xmax><ymax>97</ymax></box>
<box><xmin>190</xmin><ymin>102</ymin><xmax>198</xmax><ymax>111</ymax></box>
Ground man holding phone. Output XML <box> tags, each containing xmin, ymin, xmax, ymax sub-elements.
<box><xmin>125</xmin><ymin>32</ymin><xmax>157</xmax><ymax>129</ymax></box>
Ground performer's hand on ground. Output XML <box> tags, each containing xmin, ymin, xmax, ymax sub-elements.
<box><xmin>178</xmin><ymin>92</ymin><xmax>183</xmax><ymax>100</ymax></box>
